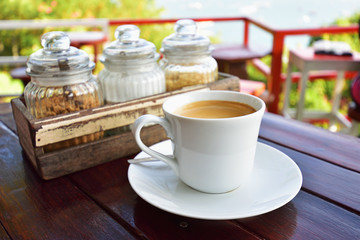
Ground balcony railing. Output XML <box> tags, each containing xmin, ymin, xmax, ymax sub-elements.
<box><xmin>0</xmin><ymin>17</ymin><xmax>358</xmax><ymax>113</ymax></box>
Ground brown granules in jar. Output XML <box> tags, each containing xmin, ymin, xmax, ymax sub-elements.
<box><xmin>30</xmin><ymin>83</ymin><xmax>104</xmax><ymax>152</ymax></box>
<box><xmin>34</xmin><ymin>84</ymin><xmax>102</xmax><ymax>118</ymax></box>
<box><xmin>164</xmin><ymin>65</ymin><xmax>218</xmax><ymax>91</ymax></box>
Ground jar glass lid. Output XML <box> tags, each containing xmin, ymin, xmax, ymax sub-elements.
<box><xmin>100</xmin><ymin>25</ymin><xmax>158</xmax><ymax>65</ymax></box>
<box><xmin>26</xmin><ymin>31</ymin><xmax>94</xmax><ymax>77</ymax></box>
<box><xmin>161</xmin><ymin>19</ymin><xmax>212</xmax><ymax>56</ymax></box>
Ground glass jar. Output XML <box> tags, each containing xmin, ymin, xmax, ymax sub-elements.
<box><xmin>98</xmin><ymin>25</ymin><xmax>165</xmax><ymax>103</ymax></box>
<box><xmin>24</xmin><ymin>31</ymin><xmax>104</xmax><ymax>151</ymax></box>
<box><xmin>160</xmin><ymin>19</ymin><xmax>218</xmax><ymax>91</ymax></box>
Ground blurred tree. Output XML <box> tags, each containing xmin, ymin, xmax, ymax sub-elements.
<box><xmin>308</xmin><ymin>13</ymin><xmax>360</xmax><ymax>106</ymax></box>
<box><xmin>0</xmin><ymin>0</ymin><xmax>172</xmax><ymax>57</ymax></box>
<box><xmin>309</xmin><ymin>12</ymin><xmax>360</xmax><ymax>52</ymax></box>
<box><xmin>0</xmin><ymin>0</ymin><xmax>173</xmax><ymax>100</ymax></box>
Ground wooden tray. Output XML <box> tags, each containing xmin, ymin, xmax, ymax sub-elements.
<box><xmin>11</xmin><ymin>73</ymin><xmax>240</xmax><ymax>180</ymax></box>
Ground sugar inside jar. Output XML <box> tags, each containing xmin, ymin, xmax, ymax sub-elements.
<box><xmin>98</xmin><ymin>25</ymin><xmax>165</xmax><ymax>103</ymax></box>
<box><xmin>160</xmin><ymin>19</ymin><xmax>218</xmax><ymax>91</ymax></box>
<box><xmin>24</xmin><ymin>31</ymin><xmax>104</xmax><ymax>151</ymax></box>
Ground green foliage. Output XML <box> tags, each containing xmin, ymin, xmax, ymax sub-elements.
<box><xmin>246</xmin><ymin>55</ymin><xmax>271</xmax><ymax>83</ymax></box>
<box><xmin>309</xmin><ymin>12</ymin><xmax>360</xmax><ymax>52</ymax></box>
<box><xmin>0</xmin><ymin>72</ymin><xmax>24</xmax><ymax>102</ymax></box>
<box><xmin>0</xmin><ymin>0</ymin><xmax>170</xmax><ymax>57</ymax></box>
<box><xmin>0</xmin><ymin>0</ymin><xmax>174</xmax><ymax>99</ymax></box>
<box><xmin>246</xmin><ymin>12</ymin><xmax>360</xmax><ymax>134</ymax></box>
<box><xmin>304</xmin><ymin>80</ymin><xmax>332</xmax><ymax>110</ymax></box>
<box><xmin>0</xmin><ymin>72</ymin><xmax>23</xmax><ymax>94</ymax></box>
<box><xmin>308</xmin><ymin>14</ymin><xmax>360</xmax><ymax>113</ymax></box>
<box><xmin>246</xmin><ymin>49</ymin><xmax>290</xmax><ymax>85</ymax></box>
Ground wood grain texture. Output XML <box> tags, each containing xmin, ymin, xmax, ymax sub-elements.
<box><xmin>10</xmin><ymin>75</ymin><xmax>240</xmax><ymax>180</ymax></box>
<box><xmin>12</xmin><ymin>97</ymin><xmax>169</xmax><ymax>179</ymax></box>
<box><xmin>68</xmin><ymin>158</ymin><xmax>260</xmax><ymax>240</ymax></box>
<box><xmin>14</xmin><ymin>74</ymin><xmax>240</xmax><ymax>147</ymax></box>
<box><xmin>260</xmin><ymin>113</ymin><xmax>360</xmax><ymax>172</ymax></box>
<box><xmin>36</xmin><ymin>124</ymin><xmax>167</xmax><ymax>179</ymax></box>
<box><xmin>259</xmin><ymin>139</ymin><xmax>360</xmax><ymax>214</ymax></box>
<box><xmin>1</xmin><ymin>88</ymin><xmax>359</xmax><ymax>240</ymax></box>
<box><xmin>69</xmin><ymin>147</ymin><xmax>360</xmax><ymax>240</ymax></box>
<box><xmin>11</xmin><ymin>98</ymin><xmax>39</xmax><ymax>170</ymax></box>
<box><xmin>0</xmin><ymin>223</ymin><xmax>10</xmax><ymax>240</ymax></box>
<box><xmin>238</xmin><ymin>191</ymin><xmax>360</xmax><ymax>240</ymax></box>
<box><xmin>0</xmin><ymin>122</ymin><xmax>136</xmax><ymax>240</ymax></box>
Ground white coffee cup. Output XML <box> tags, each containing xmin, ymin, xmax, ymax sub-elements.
<box><xmin>132</xmin><ymin>90</ymin><xmax>266</xmax><ymax>194</ymax></box>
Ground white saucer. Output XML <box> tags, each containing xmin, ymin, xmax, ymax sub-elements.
<box><xmin>128</xmin><ymin>140</ymin><xmax>302</xmax><ymax>220</ymax></box>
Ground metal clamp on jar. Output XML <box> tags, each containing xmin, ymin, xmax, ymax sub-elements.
<box><xmin>24</xmin><ymin>31</ymin><xmax>104</xmax><ymax>151</ymax></box>
<box><xmin>98</xmin><ymin>25</ymin><xmax>165</xmax><ymax>103</ymax></box>
<box><xmin>160</xmin><ymin>19</ymin><xmax>218</xmax><ymax>91</ymax></box>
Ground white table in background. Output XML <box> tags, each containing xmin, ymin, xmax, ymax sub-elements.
<box><xmin>282</xmin><ymin>48</ymin><xmax>360</xmax><ymax>131</ymax></box>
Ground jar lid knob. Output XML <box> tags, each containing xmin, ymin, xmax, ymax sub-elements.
<box><xmin>115</xmin><ymin>25</ymin><xmax>140</xmax><ymax>43</ymax></box>
<box><xmin>41</xmin><ymin>31</ymin><xmax>70</xmax><ymax>52</ymax></box>
<box><xmin>174</xmin><ymin>19</ymin><xmax>197</xmax><ymax>35</ymax></box>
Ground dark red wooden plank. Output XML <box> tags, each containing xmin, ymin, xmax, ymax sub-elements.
<box><xmin>238</xmin><ymin>191</ymin><xmax>360</xmax><ymax>240</ymax></box>
<box><xmin>259</xmin><ymin>139</ymin><xmax>360</xmax><ymax>214</ymax></box>
<box><xmin>70</xmin><ymin>147</ymin><xmax>360</xmax><ymax>240</ymax></box>
<box><xmin>260</xmin><ymin>113</ymin><xmax>360</xmax><ymax>172</ymax></box>
<box><xmin>2</xmin><ymin>102</ymin><xmax>360</xmax><ymax>239</ymax></box>
<box><xmin>70</xmin><ymin>155</ymin><xmax>360</xmax><ymax>240</ymax></box>
<box><xmin>69</xmin><ymin>160</ymin><xmax>260</xmax><ymax>240</ymax></box>
<box><xmin>130</xmin><ymin>199</ymin><xmax>258</xmax><ymax>240</ymax></box>
<box><xmin>0</xmin><ymin>223</ymin><xmax>10</xmax><ymax>240</ymax></box>
<box><xmin>0</xmin><ymin>122</ymin><xmax>135</xmax><ymax>240</ymax></box>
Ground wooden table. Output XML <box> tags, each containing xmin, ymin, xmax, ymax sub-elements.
<box><xmin>0</xmin><ymin>102</ymin><xmax>360</xmax><ymax>239</ymax></box>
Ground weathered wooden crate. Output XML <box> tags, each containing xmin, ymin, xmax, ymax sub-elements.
<box><xmin>11</xmin><ymin>73</ymin><xmax>240</xmax><ymax>180</ymax></box>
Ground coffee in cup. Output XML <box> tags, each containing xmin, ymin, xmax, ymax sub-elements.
<box><xmin>174</xmin><ymin>100</ymin><xmax>256</xmax><ymax>119</ymax></box>
<box><xmin>132</xmin><ymin>90</ymin><xmax>265</xmax><ymax>194</ymax></box>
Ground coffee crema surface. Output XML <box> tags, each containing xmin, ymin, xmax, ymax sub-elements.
<box><xmin>174</xmin><ymin>100</ymin><xmax>256</xmax><ymax>119</ymax></box>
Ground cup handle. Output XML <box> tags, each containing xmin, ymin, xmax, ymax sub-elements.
<box><xmin>132</xmin><ymin>114</ymin><xmax>179</xmax><ymax>176</ymax></box>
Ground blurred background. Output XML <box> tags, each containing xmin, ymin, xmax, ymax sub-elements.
<box><xmin>1</xmin><ymin>0</ymin><xmax>360</xmax><ymax>133</ymax></box>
